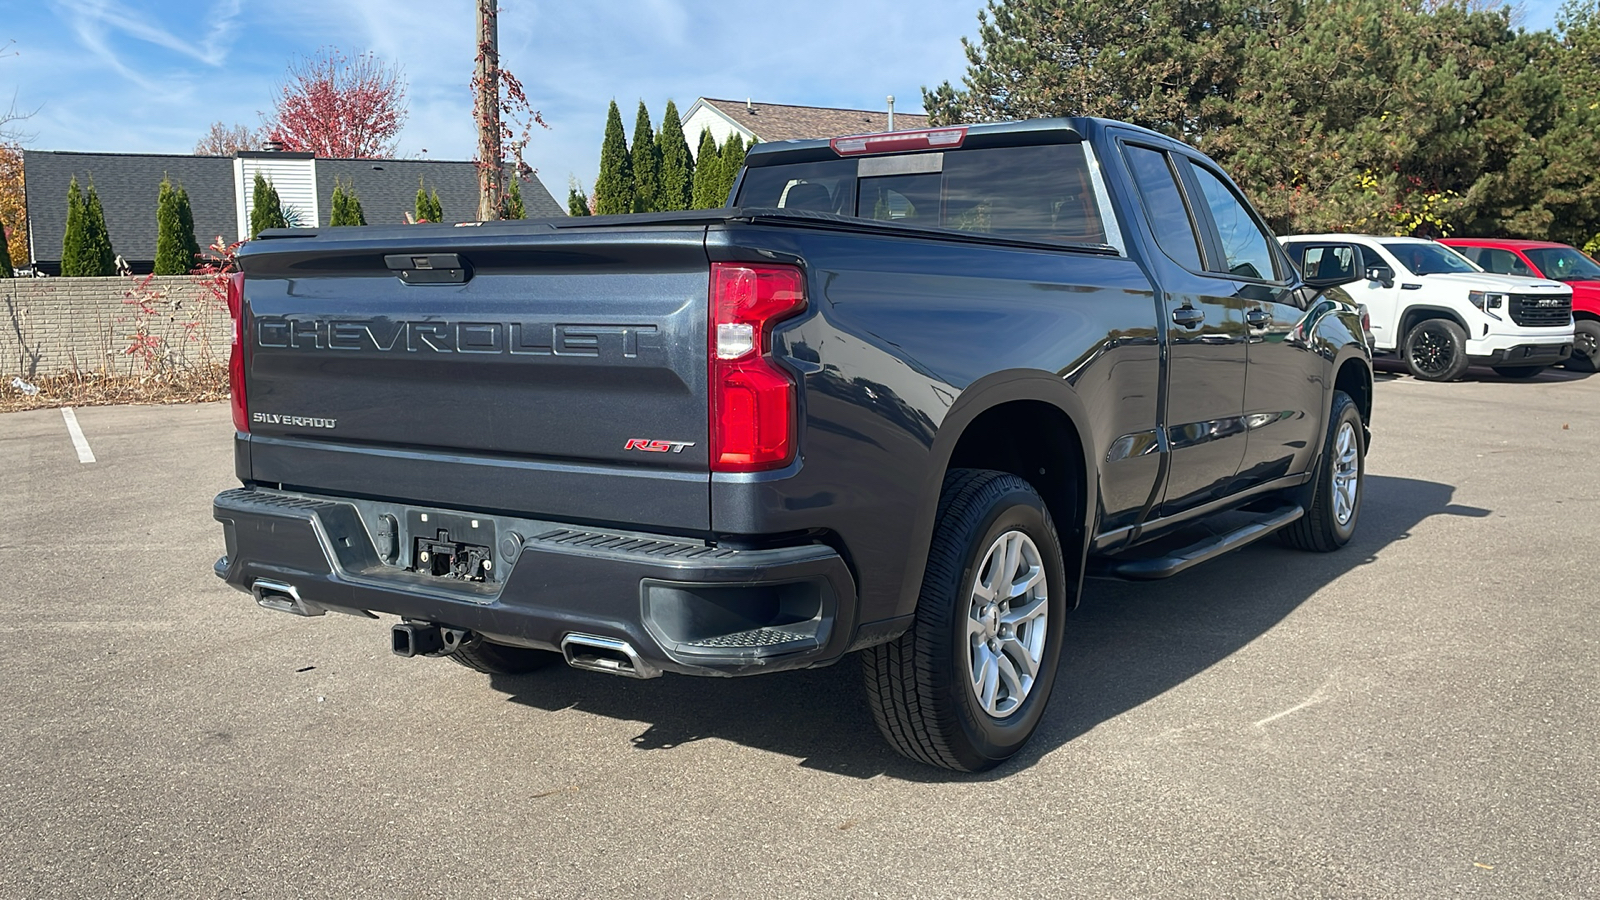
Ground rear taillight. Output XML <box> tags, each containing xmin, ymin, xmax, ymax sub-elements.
<box><xmin>709</xmin><ymin>262</ymin><xmax>806</xmax><ymax>472</ymax></box>
<box><xmin>227</xmin><ymin>271</ymin><xmax>248</xmax><ymax>433</ymax></box>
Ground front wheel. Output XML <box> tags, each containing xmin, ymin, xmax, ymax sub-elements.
<box><xmin>1280</xmin><ymin>390</ymin><xmax>1365</xmax><ymax>552</ymax></box>
<box><xmin>862</xmin><ymin>469</ymin><xmax>1068</xmax><ymax>772</ymax></box>
<box><xmin>1403</xmin><ymin>318</ymin><xmax>1470</xmax><ymax>382</ymax></box>
<box><xmin>1492</xmin><ymin>365</ymin><xmax>1546</xmax><ymax>379</ymax></box>
<box><xmin>1564</xmin><ymin>320</ymin><xmax>1599</xmax><ymax>373</ymax></box>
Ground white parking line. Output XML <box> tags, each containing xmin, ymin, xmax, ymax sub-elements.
<box><xmin>60</xmin><ymin>407</ymin><xmax>96</xmax><ymax>464</ymax></box>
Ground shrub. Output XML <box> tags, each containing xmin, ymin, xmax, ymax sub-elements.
<box><xmin>249</xmin><ymin>172</ymin><xmax>287</xmax><ymax>239</ymax></box>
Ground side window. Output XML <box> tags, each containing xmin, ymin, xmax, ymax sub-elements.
<box><xmin>1298</xmin><ymin>244</ymin><xmax>1357</xmax><ymax>281</ymax></box>
<box><xmin>1122</xmin><ymin>144</ymin><xmax>1203</xmax><ymax>270</ymax></box>
<box><xmin>1187</xmin><ymin>162</ymin><xmax>1278</xmax><ymax>281</ymax></box>
<box><xmin>1477</xmin><ymin>248</ymin><xmax>1531</xmax><ymax>277</ymax></box>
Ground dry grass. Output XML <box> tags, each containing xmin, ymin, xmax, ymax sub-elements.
<box><xmin>1</xmin><ymin>364</ymin><xmax>229</xmax><ymax>413</ymax></box>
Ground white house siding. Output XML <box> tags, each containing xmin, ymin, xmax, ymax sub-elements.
<box><xmin>682</xmin><ymin>103</ymin><xmax>755</xmax><ymax>159</ymax></box>
<box><xmin>234</xmin><ymin>157</ymin><xmax>320</xmax><ymax>239</ymax></box>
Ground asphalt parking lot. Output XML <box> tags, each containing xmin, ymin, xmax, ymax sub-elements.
<box><xmin>2</xmin><ymin>365</ymin><xmax>1597</xmax><ymax>899</ymax></box>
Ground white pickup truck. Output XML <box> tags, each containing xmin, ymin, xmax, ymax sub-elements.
<box><xmin>1280</xmin><ymin>234</ymin><xmax>1574</xmax><ymax>381</ymax></box>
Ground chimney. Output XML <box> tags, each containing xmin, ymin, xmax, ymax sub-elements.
<box><xmin>264</xmin><ymin>138</ymin><xmax>285</xmax><ymax>152</ymax></box>
<box><xmin>887</xmin><ymin>96</ymin><xmax>896</xmax><ymax>132</ymax></box>
<box><xmin>746</xmin><ymin>98</ymin><xmax>754</xmax><ymax>114</ymax></box>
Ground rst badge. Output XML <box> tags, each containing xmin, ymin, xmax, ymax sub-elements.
<box><xmin>624</xmin><ymin>438</ymin><xmax>695</xmax><ymax>453</ymax></box>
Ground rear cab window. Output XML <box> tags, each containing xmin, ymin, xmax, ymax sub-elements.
<box><xmin>734</xmin><ymin>143</ymin><xmax>1113</xmax><ymax>247</ymax></box>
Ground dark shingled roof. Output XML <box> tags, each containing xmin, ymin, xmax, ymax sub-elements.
<box><xmin>23</xmin><ymin>150</ymin><xmax>236</xmax><ymax>270</ymax></box>
<box><xmin>22</xmin><ymin>151</ymin><xmax>565</xmax><ymax>273</ymax></box>
<box><xmin>316</xmin><ymin>158</ymin><xmax>565</xmax><ymax>226</ymax></box>
<box><xmin>699</xmin><ymin>99</ymin><xmax>931</xmax><ymax>142</ymax></box>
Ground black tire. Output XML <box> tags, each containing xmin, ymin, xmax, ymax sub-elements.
<box><xmin>862</xmin><ymin>469</ymin><xmax>1068</xmax><ymax>772</ymax></box>
<box><xmin>1565</xmin><ymin>319</ymin><xmax>1600</xmax><ymax>373</ymax></box>
<box><xmin>1492</xmin><ymin>365</ymin><xmax>1546</xmax><ymax>379</ymax></box>
<box><xmin>450</xmin><ymin>640</ymin><xmax>559</xmax><ymax>675</ymax></box>
<box><xmin>1403</xmin><ymin>318</ymin><xmax>1470</xmax><ymax>382</ymax></box>
<box><xmin>1280</xmin><ymin>390</ymin><xmax>1365</xmax><ymax>552</ymax></box>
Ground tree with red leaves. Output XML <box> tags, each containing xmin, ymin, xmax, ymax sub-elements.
<box><xmin>264</xmin><ymin>49</ymin><xmax>408</xmax><ymax>159</ymax></box>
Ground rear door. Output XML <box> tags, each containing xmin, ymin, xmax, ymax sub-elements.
<box><xmin>238</xmin><ymin>226</ymin><xmax>713</xmax><ymax>531</ymax></box>
<box><xmin>1117</xmin><ymin>140</ymin><xmax>1249</xmax><ymax>516</ymax></box>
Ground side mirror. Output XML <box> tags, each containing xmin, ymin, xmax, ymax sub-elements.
<box><xmin>1365</xmin><ymin>265</ymin><xmax>1395</xmax><ymax>289</ymax></box>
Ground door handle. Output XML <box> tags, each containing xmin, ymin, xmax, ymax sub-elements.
<box><xmin>1246</xmin><ymin>308</ymin><xmax>1270</xmax><ymax>328</ymax></box>
<box><xmin>1172</xmin><ymin>306</ymin><xmax>1205</xmax><ymax>328</ymax></box>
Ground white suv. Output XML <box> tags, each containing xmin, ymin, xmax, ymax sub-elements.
<box><xmin>1280</xmin><ymin>234</ymin><xmax>1574</xmax><ymax>381</ymax></box>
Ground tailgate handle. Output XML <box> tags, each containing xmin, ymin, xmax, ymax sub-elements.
<box><xmin>385</xmin><ymin>253</ymin><xmax>471</xmax><ymax>285</ymax></box>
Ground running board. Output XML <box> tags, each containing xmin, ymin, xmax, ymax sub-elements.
<box><xmin>1094</xmin><ymin>504</ymin><xmax>1305</xmax><ymax>581</ymax></box>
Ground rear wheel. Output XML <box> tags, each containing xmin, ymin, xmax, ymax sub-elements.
<box><xmin>1565</xmin><ymin>320</ymin><xmax>1599</xmax><ymax>373</ymax></box>
<box><xmin>450</xmin><ymin>640</ymin><xmax>559</xmax><ymax>675</ymax></box>
<box><xmin>862</xmin><ymin>469</ymin><xmax>1068</xmax><ymax>772</ymax></box>
<box><xmin>1492</xmin><ymin>365</ymin><xmax>1546</xmax><ymax>379</ymax></box>
<box><xmin>1280</xmin><ymin>390</ymin><xmax>1364</xmax><ymax>552</ymax></box>
<box><xmin>1403</xmin><ymin>318</ymin><xmax>1470</xmax><ymax>382</ymax></box>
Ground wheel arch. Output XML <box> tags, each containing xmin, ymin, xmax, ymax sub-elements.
<box><xmin>894</xmin><ymin>371</ymin><xmax>1097</xmax><ymax>618</ymax></box>
<box><xmin>1399</xmin><ymin>305</ymin><xmax>1471</xmax><ymax>339</ymax></box>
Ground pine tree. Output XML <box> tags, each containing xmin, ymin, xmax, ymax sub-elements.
<box><xmin>60</xmin><ymin>177</ymin><xmax>89</xmax><ymax>276</ymax></box>
<box><xmin>329</xmin><ymin>181</ymin><xmax>349</xmax><ymax>225</ymax></box>
<box><xmin>154</xmin><ymin>176</ymin><xmax>189</xmax><ymax>274</ymax></box>
<box><xmin>83</xmin><ymin>182</ymin><xmax>116</xmax><ymax>276</ymax></box>
<box><xmin>630</xmin><ymin>101</ymin><xmax>662</xmax><ymax>213</ymax></box>
<box><xmin>174</xmin><ymin>185</ymin><xmax>202</xmax><ymax>269</ymax></box>
<box><xmin>657</xmin><ymin>100</ymin><xmax>694</xmax><ymax>212</ymax></box>
<box><xmin>568</xmin><ymin>184</ymin><xmax>592</xmax><ymax>216</ymax></box>
<box><xmin>502</xmin><ymin>177</ymin><xmax>526</xmax><ymax>220</ymax></box>
<box><xmin>718</xmin><ymin>134</ymin><xmax>747</xmax><ymax>207</ymax></box>
<box><xmin>691</xmin><ymin>129</ymin><xmax>724</xmax><ymax>209</ymax></box>
<box><xmin>595</xmin><ymin>100</ymin><xmax>635</xmax><ymax>215</ymax></box>
<box><xmin>250</xmin><ymin>172</ymin><xmax>287</xmax><ymax>238</ymax></box>
<box><xmin>0</xmin><ymin>219</ymin><xmax>13</xmax><ymax>277</ymax></box>
<box><xmin>414</xmin><ymin>179</ymin><xmax>442</xmax><ymax>223</ymax></box>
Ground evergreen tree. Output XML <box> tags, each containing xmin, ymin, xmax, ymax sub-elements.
<box><xmin>595</xmin><ymin>100</ymin><xmax>635</xmax><ymax>215</ymax></box>
<box><xmin>0</xmin><ymin>219</ymin><xmax>13</xmax><ymax>277</ymax></box>
<box><xmin>691</xmin><ymin>129</ymin><xmax>724</xmax><ymax>209</ymax></box>
<box><xmin>630</xmin><ymin>101</ymin><xmax>662</xmax><ymax>213</ymax></box>
<box><xmin>154</xmin><ymin>176</ymin><xmax>190</xmax><ymax>274</ymax></box>
<box><xmin>249</xmin><ymin>172</ymin><xmax>287</xmax><ymax>238</ymax></box>
<box><xmin>568</xmin><ymin>183</ymin><xmax>592</xmax><ymax>216</ymax></box>
<box><xmin>82</xmin><ymin>182</ymin><xmax>116</xmax><ymax>276</ymax></box>
<box><xmin>174</xmin><ymin>185</ymin><xmax>202</xmax><ymax>269</ymax></box>
<box><xmin>329</xmin><ymin>181</ymin><xmax>349</xmax><ymax>225</ymax></box>
<box><xmin>60</xmin><ymin>177</ymin><xmax>89</xmax><ymax>276</ymax></box>
<box><xmin>502</xmin><ymin>177</ymin><xmax>526</xmax><ymax>220</ymax></box>
<box><xmin>414</xmin><ymin>178</ymin><xmax>442</xmax><ymax>223</ymax></box>
<box><xmin>657</xmin><ymin>99</ymin><xmax>694</xmax><ymax>212</ymax></box>
<box><xmin>718</xmin><ymin>133</ymin><xmax>747</xmax><ymax>207</ymax></box>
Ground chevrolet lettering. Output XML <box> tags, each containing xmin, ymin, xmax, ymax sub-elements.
<box><xmin>213</xmin><ymin>117</ymin><xmax>1374</xmax><ymax>773</ymax></box>
<box><xmin>255</xmin><ymin>318</ymin><xmax>662</xmax><ymax>359</ymax></box>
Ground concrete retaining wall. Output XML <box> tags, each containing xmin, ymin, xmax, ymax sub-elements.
<box><xmin>1</xmin><ymin>275</ymin><xmax>230</xmax><ymax>379</ymax></box>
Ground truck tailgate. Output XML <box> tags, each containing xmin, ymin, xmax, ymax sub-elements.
<box><xmin>237</xmin><ymin>226</ymin><xmax>712</xmax><ymax>532</ymax></box>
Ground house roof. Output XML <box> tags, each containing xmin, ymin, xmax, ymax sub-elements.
<box><xmin>695</xmin><ymin>98</ymin><xmax>931</xmax><ymax>143</ymax></box>
<box><xmin>22</xmin><ymin>150</ymin><xmax>566</xmax><ymax>268</ymax></box>
<box><xmin>316</xmin><ymin>158</ymin><xmax>565</xmax><ymax>227</ymax></box>
<box><xmin>23</xmin><ymin>150</ymin><xmax>236</xmax><ymax>266</ymax></box>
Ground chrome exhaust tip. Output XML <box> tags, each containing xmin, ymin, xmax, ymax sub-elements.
<box><xmin>251</xmin><ymin>579</ymin><xmax>326</xmax><ymax>617</ymax></box>
<box><xmin>561</xmin><ymin>633</ymin><xmax>660</xmax><ymax>679</ymax></box>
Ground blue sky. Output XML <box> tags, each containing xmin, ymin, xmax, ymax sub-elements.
<box><xmin>3</xmin><ymin>0</ymin><xmax>1571</xmax><ymax>202</ymax></box>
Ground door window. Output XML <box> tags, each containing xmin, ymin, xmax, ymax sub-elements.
<box><xmin>1122</xmin><ymin>144</ymin><xmax>1203</xmax><ymax>270</ymax></box>
<box><xmin>1474</xmin><ymin>247</ymin><xmax>1533</xmax><ymax>277</ymax></box>
<box><xmin>1187</xmin><ymin>163</ymin><xmax>1278</xmax><ymax>281</ymax></box>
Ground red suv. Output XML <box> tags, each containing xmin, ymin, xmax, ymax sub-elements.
<box><xmin>1441</xmin><ymin>238</ymin><xmax>1600</xmax><ymax>372</ymax></box>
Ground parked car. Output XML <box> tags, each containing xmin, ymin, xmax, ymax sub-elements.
<box><xmin>1280</xmin><ymin>235</ymin><xmax>1573</xmax><ymax>381</ymax></box>
<box><xmin>1439</xmin><ymin>238</ymin><xmax>1600</xmax><ymax>373</ymax></box>
<box><xmin>213</xmin><ymin>117</ymin><xmax>1373</xmax><ymax>772</ymax></box>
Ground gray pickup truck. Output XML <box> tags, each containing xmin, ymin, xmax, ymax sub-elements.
<box><xmin>213</xmin><ymin>117</ymin><xmax>1373</xmax><ymax>771</ymax></box>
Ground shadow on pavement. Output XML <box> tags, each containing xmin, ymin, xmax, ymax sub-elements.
<box><xmin>488</xmin><ymin>475</ymin><xmax>1489</xmax><ymax>781</ymax></box>
<box><xmin>1374</xmin><ymin>357</ymin><xmax>1593</xmax><ymax>383</ymax></box>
